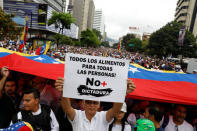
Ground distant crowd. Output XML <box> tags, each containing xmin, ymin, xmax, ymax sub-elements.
<box><xmin>0</xmin><ymin>40</ymin><xmax>192</xmax><ymax>73</ymax></box>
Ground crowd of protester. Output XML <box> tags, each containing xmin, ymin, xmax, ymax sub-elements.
<box><xmin>52</xmin><ymin>45</ymin><xmax>185</xmax><ymax>73</ymax></box>
<box><xmin>0</xmin><ymin>39</ymin><xmax>187</xmax><ymax>73</ymax></box>
<box><xmin>0</xmin><ymin>66</ymin><xmax>197</xmax><ymax>131</ymax></box>
<box><xmin>1</xmin><ymin>40</ymin><xmax>197</xmax><ymax>130</ymax></box>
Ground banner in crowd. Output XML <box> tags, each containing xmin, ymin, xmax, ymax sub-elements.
<box><xmin>63</xmin><ymin>53</ymin><xmax>130</xmax><ymax>102</ymax></box>
<box><xmin>19</xmin><ymin>16</ymin><xmax>28</xmax><ymax>52</ymax></box>
<box><xmin>35</xmin><ymin>41</ymin><xmax>51</xmax><ymax>55</ymax></box>
<box><xmin>127</xmin><ymin>65</ymin><xmax>197</xmax><ymax>105</ymax></box>
<box><xmin>178</xmin><ymin>26</ymin><xmax>185</xmax><ymax>46</ymax></box>
<box><xmin>0</xmin><ymin>53</ymin><xmax>64</xmax><ymax>80</ymax></box>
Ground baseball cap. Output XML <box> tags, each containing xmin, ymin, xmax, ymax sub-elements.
<box><xmin>133</xmin><ymin>118</ymin><xmax>155</xmax><ymax>131</ymax></box>
<box><xmin>193</xmin><ymin>69</ymin><xmax>197</xmax><ymax>72</ymax></box>
<box><xmin>121</xmin><ymin>102</ymin><xmax>127</xmax><ymax>113</ymax></box>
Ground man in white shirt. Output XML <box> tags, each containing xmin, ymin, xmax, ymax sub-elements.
<box><xmin>164</xmin><ymin>105</ymin><xmax>193</xmax><ymax>131</ymax></box>
<box><xmin>55</xmin><ymin>78</ymin><xmax>136</xmax><ymax>131</ymax></box>
<box><xmin>13</xmin><ymin>88</ymin><xmax>59</xmax><ymax>131</ymax></box>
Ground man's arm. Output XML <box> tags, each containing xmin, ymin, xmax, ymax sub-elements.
<box><xmin>55</xmin><ymin>77</ymin><xmax>76</xmax><ymax>121</ymax></box>
<box><xmin>0</xmin><ymin>66</ymin><xmax>9</xmax><ymax>99</ymax></box>
<box><xmin>106</xmin><ymin>79</ymin><xmax>136</xmax><ymax>122</ymax></box>
<box><xmin>106</xmin><ymin>102</ymin><xmax>123</xmax><ymax>122</ymax></box>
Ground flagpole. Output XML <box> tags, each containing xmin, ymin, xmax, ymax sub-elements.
<box><xmin>30</xmin><ymin>12</ymin><xmax>32</xmax><ymax>41</ymax></box>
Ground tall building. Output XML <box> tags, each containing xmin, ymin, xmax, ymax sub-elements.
<box><xmin>87</xmin><ymin>0</ymin><xmax>95</xmax><ymax>29</ymax></box>
<box><xmin>175</xmin><ymin>0</ymin><xmax>197</xmax><ymax>37</ymax></box>
<box><xmin>69</xmin><ymin>0</ymin><xmax>95</xmax><ymax>37</ymax></box>
<box><xmin>0</xmin><ymin>0</ymin><xmax>3</xmax><ymax>9</ymax></box>
<box><xmin>103</xmin><ymin>25</ymin><xmax>107</xmax><ymax>41</ymax></box>
<box><xmin>93</xmin><ymin>9</ymin><xmax>105</xmax><ymax>36</ymax></box>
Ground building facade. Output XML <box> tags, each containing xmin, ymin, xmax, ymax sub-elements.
<box><xmin>175</xmin><ymin>0</ymin><xmax>197</xmax><ymax>37</ymax></box>
<box><xmin>33</xmin><ymin>0</ymin><xmax>66</xmax><ymax>12</ymax></box>
<box><xmin>3</xmin><ymin>0</ymin><xmax>78</xmax><ymax>40</ymax></box>
<box><xmin>0</xmin><ymin>0</ymin><xmax>3</xmax><ymax>9</ymax></box>
<box><xmin>103</xmin><ymin>25</ymin><xmax>107</xmax><ymax>41</ymax></box>
<box><xmin>93</xmin><ymin>9</ymin><xmax>105</xmax><ymax>36</ymax></box>
<box><xmin>87</xmin><ymin>0</ymin><xmax>95</xmax><ymax>29</ymax></box>
<box><xmin>69</xmin><ymin>0</ymin><xmax>95</xmax><ymax>37</ymax></box>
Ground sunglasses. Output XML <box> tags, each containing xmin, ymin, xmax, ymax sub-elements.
<box><xmin>85</xmin><ymin>100</ymin><xmax>99</xmax><ymax>105</ymax></box>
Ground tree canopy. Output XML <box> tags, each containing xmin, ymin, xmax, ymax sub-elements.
<box><xmin>53</xmin><ymin>34</ymin><xmax>74</xmax><ymax>46</ymax></box>
<box><xmin>121</xmin><ymin>33</ymin><xmax>143</xmax><ymax>52</ymax></box>
<box><xmin>148</xmin><ymin>21</ymin><xmax>197</xmax><ymax>58</ymax></box>
<box><xmin>101</xmin><ymin>41</ymin><xmax>110</xmax><ymax>47</ymax></box>
<box><xmin>80</xmin><ymin>29</ymin><xmax>100</xmax><ymax>47</ymax></box>
<box><xmin>92</xmin><ymin>29</ymin><xmax>102</xmax><ymax>40</ymax></box>
<box><xmin>48</xmin><ymin>11</ymin><xmax>74</xmax><ymax>34</ymax></box>
<box><xmin>0</xmin><ymin>7</ymin><xmax>22</xmax><ymax>40</ymax></box>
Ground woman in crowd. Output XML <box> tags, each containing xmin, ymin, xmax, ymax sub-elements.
<box><xmin>108</xmin><ymin>102</ymin><xmax>131</xmax><ymax>131</ymax></box>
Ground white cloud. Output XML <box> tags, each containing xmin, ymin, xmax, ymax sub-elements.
<box><xmin>93</xmin><ymin>0</ymin><xmax>177</xmax><ymax>40</ymax></box>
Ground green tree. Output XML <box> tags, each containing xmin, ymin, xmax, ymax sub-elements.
<box><xmin>59</xmin><ymin>35</ymin><xmax>74</xmax><ymax>45</ymax></box>
<box><xmin>148</xmin><ymin>21</ymin><xmax>197</xmax><ymax>58</ymax></box>
<box><xmin>53</xmin><ymin>34</ymin><xmax>74</xmax><ymax>46</ymax></box>
<box><xmin>73</xmin><ymin>41</ymin><xmax>81</xmax><ymax>46</ymax></box>
<box><xmin>0</xmin><ymin>7</ymin><xmax>22</xmax><ymax>40</ymax></box>
<box><xmin>80</xmin><ymin>29</ymin><xmax>100</xmax><ymax>47</ymax></box>
<box><xmin>112</xmin><ymin>43</ymin><xmax>119</xmax><ymax>49</ymax></box>
<box><xmin>48</xmin><ymin>11</ymin><xmax>74</xmax><ymax>34</ymax></box>
<box><xmin>122</xmin><ymin>33</ymin><xmax>135</xmax><ymax>48</ymax></box>
<box><xmin>101</xmin><ymin>41</ymin><xmax>110</xmax><ymax>47</ymax></box>
<box><xmin>141</xmin><ymin>40</ymin><xmax>149</xmax><ymax>53</ymax></box>
<box><xmin>121</xmin><ymin>33</ymin><xmax>143</xmax><ymax>52</ymax></box>
<box><xmin>53</xmin><ymin>34</ymin><xmax>62</xmax><ymax>45</ymax></box>
<box><xmin>127</xmin><ymin>38</ymin><xmax>142</xmax><ymax>52</ymax></box>
<box><xmin>92</xmin><ymin>29</ymin><xmax>102</xmax><ymax>40</ymax></box>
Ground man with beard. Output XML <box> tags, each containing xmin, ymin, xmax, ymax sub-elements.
<box><xmin>163</xmin><ymin>105</ymin><xmax>193</xmax><ymax>131</ymax></box>
<box><xmin>0</xmin><ymin>66</ymin><xmax>21</xmax><ymax>128</ymax></box>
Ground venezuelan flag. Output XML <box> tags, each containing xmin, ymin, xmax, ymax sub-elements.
<box><xmin>35</xmin><ymin>41</ymin><xmax>51</xmax><ymax>55</ymax></box>
<box><xmin>19</xmin><ymin>16</ymin><xmax>28</xmax><ymax>52</ymax></box>
<box><xmin>127</xmin><ymin>64</ymin><xmax>197</xmax><ymax>105</ymax></box>
<box><xmin>1</xmin><ymin>121</ymin><xmax>33</xmax><ymax>131</ymax></box>
<box><xmin>117</xmin><ymin>39</ymin><xmax>122</xmax><ymax>52</ymax></box>
<box><xmin>44</xmin><ymin>41</ymin><xmax>51</xmax><ymax>54</ymax></box>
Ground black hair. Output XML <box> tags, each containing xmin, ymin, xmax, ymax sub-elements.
<box><xmin>148</xmin><ymin>105</ymin><xmax>163</xmax><ymax>122</ymax></box>
<box><xmin>108</xmin><ymin>112</ymin><xmax>128</xmax><ymax>131</ymax></box>
<box><xmin>23</xmin><ymin>87</ymin><xmax>40</xmax><ymax>99</ymax></box>
<box><xmin>4</xmin><ymin>77</ymin><xmax>18</xmax><ymax>91</ymax></box>
<box><xmin>5</xmin><ymin>77</ymin><xmax>17</xmax><ymax>85</ymax></box>
<box><xmin>174</xmin><ymin>104</ymin><xmax>187</xmax><ymax>110</ymax></box>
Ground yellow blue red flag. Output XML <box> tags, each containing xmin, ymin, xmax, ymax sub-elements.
<box><xmin>19</xmin><ymin>16</ymin><xmax>28</xmax><ymax>52</ymax></box>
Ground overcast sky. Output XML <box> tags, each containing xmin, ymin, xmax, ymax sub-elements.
<box><xmin>93</xmin><ymin>0</ymin><xmax>177</xmax><ymax>40</ymax></box>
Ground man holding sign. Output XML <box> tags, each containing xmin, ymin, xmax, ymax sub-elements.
<box><xmin>55</xmin><ymin>53</ymin><xmax>136</xmax><ymax>131</ymax></box>
<box><xmin>55</xmin><ymin>78</ymin><xmax>135</xmax><ymax>131</ymax></box>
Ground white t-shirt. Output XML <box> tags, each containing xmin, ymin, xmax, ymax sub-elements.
<box><xmin>111</xmin><ymin>124</ymin><xmax>131</xmax><ymax>131</ymax></box>
<box><xmin>164</xmin><ymin>116</ymin><xmax>193</xmax><ymax>131</ymax></box>
<box><xmin>69</xmin><ymin>109</ymin><xmax>112</xmax><ymax>131</ymax></box>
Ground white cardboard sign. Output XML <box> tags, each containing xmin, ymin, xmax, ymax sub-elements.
<box><xmin>63</xmin><ymin>53</ymin><xmax>129</xmax><ymax>103</ymax></box>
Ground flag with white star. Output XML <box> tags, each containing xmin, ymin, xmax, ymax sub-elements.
<box><xmin>0</xmin><ymin>121</ymin><xmax>33</xmax><ymax>131</ymax></box>
<box><xmin>128</xmin><ymin>64</ymin><xmax>197</xmax><ymax>105</ymax></box>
